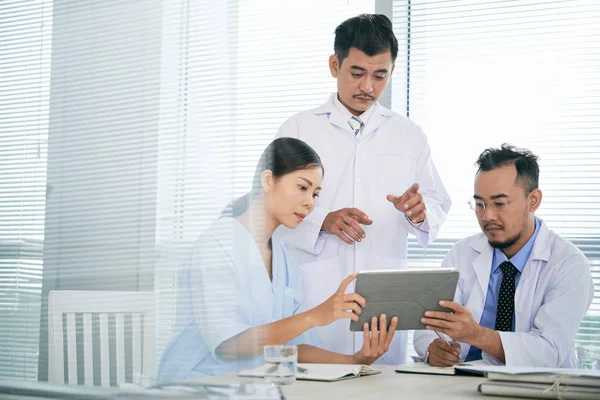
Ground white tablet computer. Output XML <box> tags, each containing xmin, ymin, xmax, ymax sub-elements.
<box><xmin>349</xmin><ymin>269</ymin><xmax>459</xmax><ymax>332</ymax></box>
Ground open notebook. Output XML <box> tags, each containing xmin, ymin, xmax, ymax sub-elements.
<box><xmin>239</xmin><ymin>363</ymin><xmax>381</xmax><ymax>382</ymax></box>
<box><xmin>395</xmin><ymin>361</ymin><xmax>487</xmax><ymax>376</ymax></box>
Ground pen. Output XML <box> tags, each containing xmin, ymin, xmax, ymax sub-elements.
<box><xmin>435</xmin><ymin>331</ymin><xmax>464</xmax><ymax>362</ymax></box>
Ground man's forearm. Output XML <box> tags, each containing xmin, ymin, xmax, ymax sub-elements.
<box><xmin>470</xmin><ymin>326</ymin><xmax>505</xmax><ymax>362</ymax></box>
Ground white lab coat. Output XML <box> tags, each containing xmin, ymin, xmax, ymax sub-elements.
<box><xmin>414</xmin><ymin>220</ymin><xmax>594</xmax><ymax>368</ymax></box>
<box><xmin>275</xmin><ymin>93</ymin><xmax>451</xmax><ymax>364</ymax></box>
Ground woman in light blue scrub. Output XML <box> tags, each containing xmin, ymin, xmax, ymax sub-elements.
<box><xmin>158</xmin><ymin>138</ymin><xmax>398</xmax><ymax>381</ymax></box>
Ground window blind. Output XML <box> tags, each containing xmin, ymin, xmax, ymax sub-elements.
<box><xmin>155</xmin><ymin>0</ymin><xmax>377</xmax><ymax>362</ymax></box>
<box><xmin>391</xmin><ymin>0</ymin><xmax>600</xmax><ymax>355</ymax></box>
<box><xmin>0</xmin><ymin>0</ymin><xmax>52</xmax><ymax>379</ymax></box>
<box><xmin>4</xmin><ymin>0</ymin><xmax>597</xmax><ymax>381</ymax></box>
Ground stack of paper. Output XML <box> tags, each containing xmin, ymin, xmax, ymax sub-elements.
<box><xmin>472</xmin><ymin>366</ymin><xmax>600</xmax><ymax>399</ymax></box>
<box><xmin>239</xmin><ymin>363</ymin><xmax>381</xmax><ymax>382</ymax></box>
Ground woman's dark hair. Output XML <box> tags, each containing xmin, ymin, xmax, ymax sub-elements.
<box><xmin>227</xmin><ymin>137</ymin><xmax>323</xmax><ymax>217</ymax></box>
<box><xmin>334</xmin><ymin>14</ymin><xmax>398</xmax><ymax>65</ymax></box>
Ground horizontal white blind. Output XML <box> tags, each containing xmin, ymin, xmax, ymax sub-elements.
<box><xmin>0</xmin><ymin>0</ymin><xmax>52</xmax><ymax>379</ymax></box>
<box><xmin>155</xmin><ymin>0</ymin><xmax>377</xmax><ymax>362</ymax></box>
<box><xmin>35</xmin><ymin>0</ymin><xmax>165</xmax><ymax>384</ymax></box>
<box><xmin>392</xmin><ymin>0</ymin><xmax>600</xmax><ymax>354</ymax></box>
<box><xmin>154</xmin><ymin>0</ymin><xmax>239</xmax><ymax>367</ymax></box>
<box><xmin>232</xmin><ymin>0</ymin><xmax>375</xmax><ymax>196</ymax></box>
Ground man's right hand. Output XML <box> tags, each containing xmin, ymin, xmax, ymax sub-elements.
<box><xmin>322</xmin><ymin>208</ymin><xmax>373</xmax><ymax>244</ymax></box>
<box><xmin>427</xmin><ymin>338</ymin><xmax>461</xmax><ymax>367</ymax></box>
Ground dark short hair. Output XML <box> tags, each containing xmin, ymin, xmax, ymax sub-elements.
<box><xmin>229</xmin><ymin>138</ymin><xmax>323</xmax><ymax>216</ymax></box>
<box><xmin>475</xmin><ymin>144</ymin><xmax>540</xmax><ymax>193</ymax></box>
<box><xmin>334</xmin><ymin>14</ymin><xmax>398</xmax><ymax>65</ymax></box>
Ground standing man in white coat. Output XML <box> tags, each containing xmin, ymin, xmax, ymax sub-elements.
<box><xmin>415</xmin><ymin>144</ymin><xmax>593</xmax><ymax>367</ymax></box>
<box><xmin>276</xmin><ymin>14</ymin><xmax>451</xmax><ymax>365</ymax></box>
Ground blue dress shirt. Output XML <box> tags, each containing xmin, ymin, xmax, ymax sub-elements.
<box><xmin>465</xmin><ymin>217</ymin><xmax>541</xmax><ymax>361</ymax></box>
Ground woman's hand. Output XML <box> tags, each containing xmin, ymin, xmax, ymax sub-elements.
<box><xmin>308</xmin><ymin>273</ymin><xmax>366</xmax><ymax>327</ymax></box>
<box><xmin>352</xmin><ymin>314</ymin><xmax>398</xmax><ymax>365</ymax></box>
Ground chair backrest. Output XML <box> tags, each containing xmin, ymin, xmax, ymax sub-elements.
<box><xmin>48</xmin><ymin>290</ymin><xmax>155</xmax><ymax>387</ymax></box>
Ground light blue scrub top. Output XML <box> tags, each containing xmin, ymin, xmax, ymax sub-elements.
<box><xmin>157</xmin><ymin>217</ymin><xmax>316</xmax><ymax>381</ymax></box>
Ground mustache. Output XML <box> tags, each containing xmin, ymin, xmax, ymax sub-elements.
<box><xmin>484</xmin><ymin>223</ymin><xmax>503</xmax><ymax>230</ymax></box>
<box><xmin>353</xmin><ymin>94</ymin><xmax>375</xmax><ymax>100</ymax></box>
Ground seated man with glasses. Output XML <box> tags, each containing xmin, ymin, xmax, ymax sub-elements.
<box><xmin>413</xmin><ymin>144</ymin><xmax>593</xmax><ymax>367</ymax></box>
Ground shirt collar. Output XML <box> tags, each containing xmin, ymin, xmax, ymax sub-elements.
<box><xmin>333</xmin><ymin>93</ymin><xmax>375</xmax><ymax>126</ymax></box>
<box><xmin>493</xmin><ymin>217</ymin><xmax>542</xmax><ymax>274</ymax></box>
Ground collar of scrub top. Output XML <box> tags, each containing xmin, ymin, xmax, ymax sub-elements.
<box><xmin>468</xmin><ymin>217</ymin><xmax>552</xmax><ymax>297</ymax></box>
<box><xmin>314</xmin><ymin>93</ymin><xmax>393</xmax><ymax>138</ymax></box>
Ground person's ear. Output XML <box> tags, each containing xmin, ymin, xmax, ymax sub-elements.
<box><xmin>329</xmin><ymin>54</ymin><xmax>339</xmax><ymax>78</ymax></box>
<box><xmin>261</xmin><ymin>170</ymin><xmax>274</xmax><ymax>194</ymax></box>
<box><xmin>528</xmin><ymin>188</ymin><xmax>542</xmax><ymax>212</ymax></box>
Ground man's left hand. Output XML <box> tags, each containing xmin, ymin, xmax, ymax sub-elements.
<box><xmin>386</xmin><ymin>183</ymin><xmax>426</xmax><ymax>224</ymax></box>
<box><xmin>421</xmin><ymin>301</ymin><xmax>482</xmax><ymax>344</ymax></box>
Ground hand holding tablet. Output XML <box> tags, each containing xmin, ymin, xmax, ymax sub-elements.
<box><xmin>349</xmin><ymin>269</ymin><xmax>459</xmax><ymax>332</ymax></box>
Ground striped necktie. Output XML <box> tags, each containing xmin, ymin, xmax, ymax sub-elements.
<box><xmin>348</xmin><ymin>116</ymin><xmax>364</xmax><ymax>137</ymax></box>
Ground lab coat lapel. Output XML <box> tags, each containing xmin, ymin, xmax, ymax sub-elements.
<box><xmin>361</xmin><ymin>103</ymin><xmax>393</xmax><ymax>138</ymax></box>
<box><xmin>519</xmin><ymin>220</ymin><xmax>551</xmax><ymax>287</ymax></box>
<box><xmin>313</xmin><ymin>94</ymin><xmax>352</xmax><ymax>133</ymax></box>
<box><xmin>513</xmin><ymin>220</ymin><xmax>550</xmax><ymax>330</ymax></box>
<box><xmin>467</xmin><ymin>235</ymin><xmax>494</xmax><ymax>324</ymax></box>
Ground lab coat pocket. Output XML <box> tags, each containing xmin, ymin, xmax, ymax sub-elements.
<box><xmin>375</xmin><ymin>147</ymin><xmax>417</xmax><ymax>195</ymax></box>
<box><xmin>282</xmin><ymin>286</ymin><xmax>303</xmax><ymax>317</ymax></box>
<box><xmin>297</xmin><ymin>257</ymin><xmax>340</xmax><ymax>310</ymax></box>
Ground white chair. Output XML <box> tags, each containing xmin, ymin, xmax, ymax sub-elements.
<box><xmin>48</xmin><ymin>290</ymin><xmax>155</xmax><ymax>387</ymax></box>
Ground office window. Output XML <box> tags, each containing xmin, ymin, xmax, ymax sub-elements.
<box><xmin>391</xmin><ymin>0</ymin><xmax>600</xmax><ymax>355</ymax></box>
<box><xmin>0</xmin><ymin>0</ymin><xmax>53</xmax><ymax>379</ymax></box>
<box><xmin>155</xmin><ymin>0</ymin><xmax>376</xmax><ymax>360</ymax></box>
<box><xmin>2</xmin><ymin>0</ymin><xmax>598</xmax><ymax>383</ymax></box>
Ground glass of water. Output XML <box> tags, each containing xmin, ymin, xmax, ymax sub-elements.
<box><xmin>577</xmin><ymin>347</ymin><xmax>600</xmax><ymax>370</ymax></box>
<box><xmin>263</xmin><ymin>345</ymin><xmax>298</xmax><ymax>385</ymax></box>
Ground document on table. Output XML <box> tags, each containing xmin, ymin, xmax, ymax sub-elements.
<box><xmin>239</xmin><ymin>363</ymin><xmax>381</xmax><ymax>382</ymax></box>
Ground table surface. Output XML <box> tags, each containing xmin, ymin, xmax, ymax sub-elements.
<box><xmin>195</xmin><ymin>365</ymin><xmax>522</xmax><ymax>400</ymax></box>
